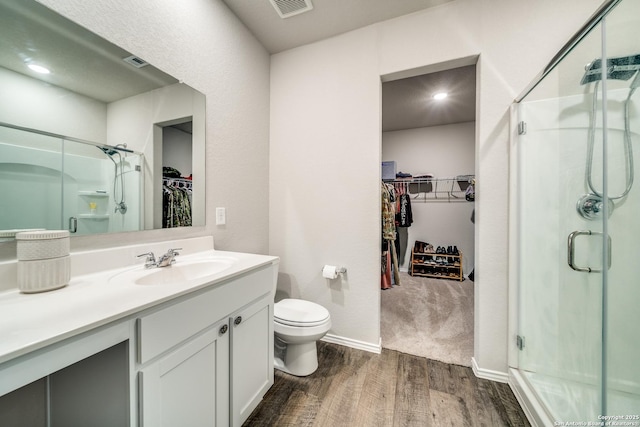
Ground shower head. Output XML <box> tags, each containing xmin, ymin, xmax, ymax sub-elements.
<box><xmin>97</xmin><ymin>144</ymin><xmax>133</xmax><ymax>157</ymax></box>
<box><xmin>98</xmin><ymin>146</ymin><xmax>119</xmax><ymax>157</ymax></box>
<box><xmin>580</xmin><ymin>54</ymin><xmax>640</xmax><ymax>85</ymax></box>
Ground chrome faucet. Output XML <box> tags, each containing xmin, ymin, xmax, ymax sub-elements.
<box><xmin>156</xmin><ymin>248</ymin><xmax>181</xmax><ymax>267</ymax></box>
<box><xmin>137</xmin><ymin>252</ymin><xmax>157</xmax><ymax>269</ymax></box>
<box><xmin>136</xmin><ymin>248</ymin><xmax>181</xmax><ymax>268</ymax></box>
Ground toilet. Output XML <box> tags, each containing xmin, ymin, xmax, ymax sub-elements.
<box><xmin>273</xmin><ymin>298</ymin><xmax>331</xmax><ymax>376</ymax></box>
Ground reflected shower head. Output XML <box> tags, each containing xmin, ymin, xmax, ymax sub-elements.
<box><xmin>97</xmin><ymin>144</ymin><xmax>132</xmax><ymax>157</ymax></box>
<box><xmin>98</xmin><ymin>146</ymin><xmax>119</xmax><ymax>157</ymax></box>
<box><xmin>580</xmin><ymin>54</ymin><xmax>640</xmax><ymax>85</ymax></box>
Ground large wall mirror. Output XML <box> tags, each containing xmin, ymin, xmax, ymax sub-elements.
<box><xmin>0</xmin><ymin>0</ymin><xmax>206</xmax><ymax>239</ymax></box>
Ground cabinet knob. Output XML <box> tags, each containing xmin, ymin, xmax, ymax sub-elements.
<box><xmin>219</xmin><ymin>324</ymin><xmax>228</xmax><ymax>335</ymax></box>
<box><xmin>234</xmin><ymin>316</ymin><xmax>242</xmax><ymax>326</ymax></box>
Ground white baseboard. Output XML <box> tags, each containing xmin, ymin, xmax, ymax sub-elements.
<box><xmin>471</xmin><ymin>357</ymin><xmax>509</xmax><ymax>383</ymax></box>
<box><xmin>508</xmin><ymin>368</ymin><xmax>553</xmax><ymax>427</ymax></box>
<box><xmin>321</xmin><ymin>334</ymin><xmax>381</xmax><ymax>354</ymax></box>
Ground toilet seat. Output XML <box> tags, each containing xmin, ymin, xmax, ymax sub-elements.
<box><xmin>274</xmin><ymin>299</ymin><xmax>330</xmax><ymax>327</ymax></box>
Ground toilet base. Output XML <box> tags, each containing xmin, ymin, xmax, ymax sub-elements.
<box><xmin>274</xmin><ymin>338</ymin><xmax>319</xmax><ymax>377</ymax></box>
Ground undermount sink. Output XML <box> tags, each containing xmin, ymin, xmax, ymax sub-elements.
<box><xmin>111</xmin><ymin>257</ymin><xmax>237</xmax><ymax>286</ymax></box>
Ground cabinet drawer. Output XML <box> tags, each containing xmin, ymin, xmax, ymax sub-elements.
<box><xmin>137</xmin><ymin>265</ymin><xmax>273</xmax><ymax>364</ymax></box>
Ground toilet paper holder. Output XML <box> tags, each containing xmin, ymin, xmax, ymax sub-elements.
<box><xmin>322</xmin><ymin>265</ymin><xmax>347</xmax><ymax>279</ymax></box>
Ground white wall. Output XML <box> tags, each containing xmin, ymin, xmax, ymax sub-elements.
<box><xmin>270</xmin><ymin>27</ymin><xmax>382</xmax><ymax>347</ymax></box>
<box><xmin>382</xmin><ymin>122</ymin><xmax>475</xmax><ymax>274</ymax></box>
<box><xmin>163</xmin><ymin>127</ymin><xmax>193</xmax><ymax>178</ymax></box>
<box><xmin>270</xmin><ymin>0</ymin><xmax>602</xmax><ymax>373</ymax></box>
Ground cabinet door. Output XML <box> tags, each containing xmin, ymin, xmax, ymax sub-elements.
<box><xmin>140</xmin><ymin>321</ymin><xmax>230</xmax><ymax>427</ymax></box>
<box><xmin>231</xmin><ymin>294</ymin><xmax>273</xmax><ymax>427</ymax></box>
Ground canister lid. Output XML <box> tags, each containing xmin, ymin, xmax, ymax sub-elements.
<box><xmin>15</xmin><ymin>230</ymin><xmax>70</xmax><ymax>240</ymax></box>
<box><xmin>0</xmin><ymin>229</ymin><xmax>46</xmax><ymax>238</ymax></box>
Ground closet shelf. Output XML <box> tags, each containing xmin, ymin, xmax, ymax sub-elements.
<box><xmin>78</xmin><ymin>191</ymin><xmax>109</xmax><ymax>197</ymax></box>
<box><xmin>77</xmin><ymin>214</ymin><xmax>110</xmax><ymax>220</ymax></box>
<box><xmin>389</xmin><ymin>175</ymin><xmax>475</xmax><ymax>203</ymax></box>
<box><xmin>410</xmin><ymin>250</ymin><xmax>464</xmax><ymax>281</ymax></box>
<box><xmin>163</xmin><ymin>177</ymin><xmax>192</xmax><ymax>189</ymax></box>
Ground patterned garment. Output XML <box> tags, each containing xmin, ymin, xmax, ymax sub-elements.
<box><xmin>163</xmin><ymin>185</ymin><xmax>192</xmax><ymax>228</ymax></box>
<box><xmin>381</xmin><ymin>182</ymin><xmax>396</xmax><ymax>241</ymax></box>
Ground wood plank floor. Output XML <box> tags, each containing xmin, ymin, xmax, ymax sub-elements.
<box><xmin>243</xmin><ymin>342</ymin><xmax>530</xmax><ymax>427</ymax></box>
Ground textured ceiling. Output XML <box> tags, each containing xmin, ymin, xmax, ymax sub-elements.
<box><xmin>221</xmin><ymin>0</ymin><xmax>454</xmax><ymax>54</ymax></box>
<box><xmin>382</xmin><ymin>65</ymin><xmax>477</xmax><ymax>132</ymax></box>
<box><xmin>1</xmin><ymin>0</ymin><xmax>475</xmax><ymax>131</ymax></box>
<box><xmin>0</xmin><ymin>0</ymin><xmax>177</xmax><ymax>103</ymax></box>
<box><xmin>222</xmin><ymin>0</ymin><xmax>474</xmax><ymax>131</ymax></box>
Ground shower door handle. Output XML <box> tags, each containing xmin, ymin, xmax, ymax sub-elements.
<box><xmin>567</xmin><ymin>230</ymin><xmax>611</xmax><ymax>273</ymax></box>
<box><xmin>68</xmin><ymin>216</ymin><xmax>78</xmax><ymax>234</ymax></box>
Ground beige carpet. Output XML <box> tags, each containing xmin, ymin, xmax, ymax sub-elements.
<box><xmin>381</xmin><ymin>272</ymin><xmax>474</xmax><ymax>367</ymax></box>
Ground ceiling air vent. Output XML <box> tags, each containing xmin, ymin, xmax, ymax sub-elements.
<box><xmin>269</xmin><ymin>0</ymin><xmax>313</xmax><ymax>19</ymax></box>
<box><xmin>123</xmin><ymin>55</ymin><xmax>149</xmax><ymax>69</ymax></box>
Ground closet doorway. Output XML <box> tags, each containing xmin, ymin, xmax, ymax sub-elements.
<box><xmin>380</xmin><ymin>62</ymin><xmax>477</xmax><ymax>367</ymax></box>
<box><xmin>152</xmin><ymin>118</ymin><xmax>194</xmax><ymax>229</ymax></box>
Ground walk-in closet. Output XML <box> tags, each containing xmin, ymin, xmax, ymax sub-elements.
<box><xmin>162</xmin><ymin>122</ymin><xmax>194</xmax><ymax>228</ymax></box>
<box><xmin>380</xmin><ymin>64</ymin><xmax>476</xmax><ymax>367</ymax></box>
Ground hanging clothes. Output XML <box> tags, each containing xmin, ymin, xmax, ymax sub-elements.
<box><xmin>465</xmin><ymin>178</ymin><xmax>475</xmax><ymax>201</ymax></box>
<box><xmin>163</xmin><ymin>179</ymin><xmax>192</xmax><ymax>228</ymax></box>
<box><xmin>397</xmin><ymin>193</ymin><xmax>413</xmax><ymax>227</ymax></box>
<box><xmin>393</xmin><ymin>183</ymin><xmax>413</xmax><ymax>266</ymax></box>
<box><xmin>381</xmin><ymin>182</ymin><xmax>395</xmax><ymax>240</ymax></box>
<box><xmin>381</xmin><ymin>182</ymin><xmax>400</xmax><ymax>288</ymax></box>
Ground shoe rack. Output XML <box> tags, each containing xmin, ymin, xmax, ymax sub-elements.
<box><xmin>410</xmin><ymin>244</ymin><xmax>463</xmax><ymax>281</ymax></box>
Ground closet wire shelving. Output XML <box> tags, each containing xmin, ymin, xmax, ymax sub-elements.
<box><xmin>386</xmin><ymin>175</ymin><xmax>475</xmax><ymax>202</ymax></box>
<box><xmin>163</xmin><ymin>177</ymin><xmax>192</xmax><ymax>189</ymax></box>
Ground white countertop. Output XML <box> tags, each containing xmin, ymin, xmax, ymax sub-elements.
<box><xmin>0</xmin><ymin>246</ymin><xmax>278</xmax><ymax>365</ymax></box>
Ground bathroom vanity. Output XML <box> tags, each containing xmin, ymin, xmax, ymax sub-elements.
<box><xmin>0</xmin><ymin>237</ymin><xmax>278</xmax><ymax>426</ymax></box>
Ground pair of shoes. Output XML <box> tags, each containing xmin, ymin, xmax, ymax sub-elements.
<box><xmin>414</xmin><ymin>240</ymin><xmax>429</xmax><ymax>253</ymax></box>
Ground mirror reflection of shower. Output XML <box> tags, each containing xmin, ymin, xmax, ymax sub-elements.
<box><xmin>577</xmin><ymin>54</ymin><xmax>640</xmax><ymax>219</ymax></box>
<box><xmin>98</xmin><ymin>143</ymin><xmax>133</xmax><ymax>215</ymax></box>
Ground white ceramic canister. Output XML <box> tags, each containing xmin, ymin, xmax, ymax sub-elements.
<box><xmin>16</xmin><ymin>230</ymin><xmax>71</xmax><ymax>293</ymax></box>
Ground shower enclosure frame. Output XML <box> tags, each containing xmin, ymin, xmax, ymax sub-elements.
<box><xmin>507</xmin><ymin>0</ymin><xmax>639</xmax><ymax>425</ymax></box>
<box><xmin>0</xmin><ymin>121</ymin><xmax>145</xmax><ymax>235</ymax></box>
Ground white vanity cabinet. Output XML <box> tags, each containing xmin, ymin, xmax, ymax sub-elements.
<box><xmin>0</xmin><ymin>243</ymin><xmax>277</xmax><ymax>427</ymax></box>
<box><xmin>136</xmin><ymin>264</ymin><xmax>275</xmax><ymax>427</ymax></box>
<box><xmin>230</xmin><ymin>293</ymin><xmax>273</xmax><ymax>427</ymax></box>
<box><xmin>139</xmin><ymin>319</ymin><xmax>230</xmax><ymax>426</ymax></box>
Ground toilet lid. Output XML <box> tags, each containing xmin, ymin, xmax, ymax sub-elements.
<box><xmin>274</xmin><ymin>299</ymin><xmax>330</xmax><ymax>327</ymax></box>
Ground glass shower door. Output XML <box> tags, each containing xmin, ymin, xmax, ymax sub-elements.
<box><xmin>0</xmin><ymin>125</ymin><xmax>65</xmax><ymax>231</ymax></box>
<box><xmin>516</xmin><ymin>19</ymin><xmax>606</xmax><ymax>423</ymax></box>
<box><xmin>602</xmin><ymin>0</ymin><xmax>640</xmax><ymax>415</ymax></box>
<box><xmin>517</xmin><ymin>0</ymin><xmax>640</xmax><ymax>421</ymax></box>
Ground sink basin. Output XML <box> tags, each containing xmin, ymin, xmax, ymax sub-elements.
<box><xmin>111</xmin><ymin>257</ymin><xmax>236</xmax><ymax>286</ymax></box>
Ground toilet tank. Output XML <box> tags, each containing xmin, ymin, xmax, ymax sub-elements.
<box><xmin>271</xmin><ymin>259</ymin><xmax>280</xmax><ymax>299</ymax></box>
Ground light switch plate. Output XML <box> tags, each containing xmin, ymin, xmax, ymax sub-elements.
<box><xmin>216</xmin><ymin>207</ymin><xmax>226</xmax><ymax>225</ymax></box>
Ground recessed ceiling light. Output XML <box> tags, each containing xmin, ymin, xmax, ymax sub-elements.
<box><xmin>27</xmin><ymin>64</ymin><xmax>50</xmax><ymax>74</ymax></box>
<box><xmin>433</xmin><ymin>92</ymin><xmax>448</xmax><ymax>100</ymax></box>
